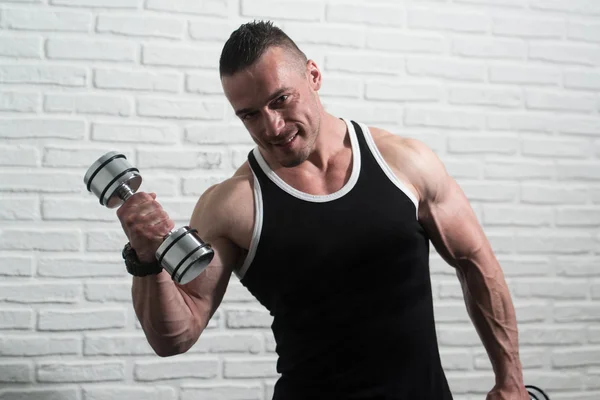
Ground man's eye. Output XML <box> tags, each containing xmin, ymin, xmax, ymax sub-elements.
<box><xmin>275</xmin><ymin>95</ymin><xmax>288</xmax><ymax>104</ymax></box>
<box><xmin>242</xmin><ymin>112</ymin><xmax>257</xmax><ymax>121</ymax></box>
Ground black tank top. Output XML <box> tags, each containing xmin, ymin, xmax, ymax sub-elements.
<box><xmin>238</xmin><ymin>119</ymin><xmax>453</xmax><ymax>400</ymax></box>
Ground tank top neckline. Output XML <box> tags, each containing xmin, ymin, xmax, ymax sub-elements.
<box><xmin>250</xmin><ymin>118</ymin><xmax>361</xmax><ymax>203</ymax></box>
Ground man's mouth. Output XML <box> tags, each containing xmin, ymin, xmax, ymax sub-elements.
<box><xmin>273</xmin><ymin>133</ymin><xmax>298</xmax><ymax>147</ymax></box>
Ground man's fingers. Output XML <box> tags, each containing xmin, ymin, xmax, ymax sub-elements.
<box><xmin>117</xmin><ymin>192</ymin><xmax>154</xmax><ymax>216</ymax></box>
<box><xmin>136</xmin><ymin>201</ymin><xmax>165</xmax><ymax>218</ymax></box>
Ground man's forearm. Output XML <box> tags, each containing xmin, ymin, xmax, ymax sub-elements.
<box><xmin>132</xmin><ymin>270</ymin><xmax>202</xmax><ymax>356</ymax></box>
<box><xmin>455</xmin><ymin>254</ymin><xmax>524</xmax><ymax>387</ymax></box>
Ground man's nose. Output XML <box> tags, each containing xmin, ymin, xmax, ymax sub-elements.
<box><xmin>264</xmin><ymin>110</ymin><xmax>285</xmax><ymax>137</ymax></box>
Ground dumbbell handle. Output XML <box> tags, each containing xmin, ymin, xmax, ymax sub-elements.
<box><xmin>115</xmin><ymin>183</ymin><xmax>136</xmax><ymax>203</ymax></box>
<box><xmin>110</xmin><ymin>182</ymin><xmax>190</xmax><ymax>258</ymax></box>
<box><xmin>112</xmin><ymin>182</ymin><xmax>175</xmax><ymax>243</ymax></box>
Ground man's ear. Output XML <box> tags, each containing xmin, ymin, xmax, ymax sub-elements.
<box><xmin>306</xmin><ymin>59</ymin><xmax>322</xmax><ymax>91</ymax></box>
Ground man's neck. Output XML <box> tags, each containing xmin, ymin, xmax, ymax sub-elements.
<box><xmin>298</xmin><ymin>113</ymin><xmax>348</xmax><ymax>173</ymax></box>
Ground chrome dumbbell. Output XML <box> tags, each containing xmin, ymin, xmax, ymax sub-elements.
<box><xmin>526</xmin><ymin>385</ymin><xmax>549</xmax><ymax>400</ymax></box>
<box><xmin>84</xmin><ymin>151</ymin><xmax>214</xmax><ymax>285</ymax></box>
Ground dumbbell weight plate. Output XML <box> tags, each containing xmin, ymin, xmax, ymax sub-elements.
<box><xmin>84</xmin><ymin>151</ymin><xmax>142</xmax><ymax>208</ymax></box>
<box><xmin>157</xmin><ymin>226</ymin><xmax>214</xmax><ymax>285</ymax></box>
<box><xmin>526</xmin><ymin>385</ymin><xmax>549</xmax><ymax>400</ymax></box>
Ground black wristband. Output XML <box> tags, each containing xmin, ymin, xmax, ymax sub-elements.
<box><xmin>122</xmin><ymin>242</ymin><xmax>163</xmax><ymax>277</ymax></box>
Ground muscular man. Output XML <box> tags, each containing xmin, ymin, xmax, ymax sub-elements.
<box><xmin>117</xmin><ymin>21</ymin><xmax>529</xmax><ymax>400</ymax></box>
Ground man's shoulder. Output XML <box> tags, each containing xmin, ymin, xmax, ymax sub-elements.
<box><xmin>368</xmin><ymin>126</ymin><xmax>425</xmax><ymax>157</ymax></box>
<box><xmin>366</xmin><ymin>125</ymin><xmax>447</xmax><ymax>205</ymax></box>
<box><xmin>215</xmin><ymin>161</ymin><xmax>254</xmax><ymax>197</ymax></box>
<box><xmin>201</xmin><ymin>161</ymin><xmax>254</xmax><ymax>215</ymax></box>
<box><xmin>190</xmin><ymin>161</ymin><xmax>255</xmax><ymax>240</ymax></box>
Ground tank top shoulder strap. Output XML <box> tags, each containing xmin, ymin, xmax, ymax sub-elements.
<box><xmin>348</xmin><ymin>119</ymin><xmax>369</xmax><ymax>154</ymax></box>
<box><xmin>349</xmin><ymin>120</ymin><xmax>420</xmax><ymax>216</ymax></box>
<box><xmin>248</xmin><ymin>149</ymin><xmax>266</xmax><ymax>183</ymax></box>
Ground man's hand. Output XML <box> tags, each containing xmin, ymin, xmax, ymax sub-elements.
<box><xmin>487</xmin><ymin>383</ymin><xmax>530</xmax><ymax>400</ymax></box>
<box><xmin>116</xmin><ymin>192</ymin><xmax>175</xmax><ymax>263</ymax></box>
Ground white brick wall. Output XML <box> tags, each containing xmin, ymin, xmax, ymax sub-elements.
<box><xmin>0</xmin><ymin>0</ymin><xmax>598</xmax><ymax>399</ymax></box>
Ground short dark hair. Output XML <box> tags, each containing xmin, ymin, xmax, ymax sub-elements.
<box><xmin>219</xmin><ymin>20</ymin><xmax>307</xmax><ymax>77</ymax></box>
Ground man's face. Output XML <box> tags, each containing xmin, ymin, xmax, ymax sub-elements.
<box><xmin>222</xmin><ymin>46</ymin><xmax>322</xmax><ymax>168</ymax></box>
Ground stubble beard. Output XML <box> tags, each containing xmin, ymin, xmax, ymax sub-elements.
<box><xmin>280</xmin><ymin>124</ymin><xmax>320</xmax><ymax>168</ymax></box>
<box><xmin>279</xmin><ymin>139</ymin><xmax>310</xmax><ymax>168</ymax></box>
